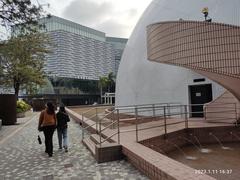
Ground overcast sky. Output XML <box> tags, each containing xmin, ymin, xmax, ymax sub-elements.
<box><xmin>37</xmin><ymin>0</ymin><xmax>152</xmax><ymax>38</ymax></box>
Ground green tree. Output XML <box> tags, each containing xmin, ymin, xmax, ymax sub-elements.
<box><xmin>98</xmin><ymin>72</ymin><xmax>116</xmax><ymax>97</ymax></box>
<box><xmin>0</xmin><ymin>0</ymin><xmax>46</xmax><ymax>32</ymax></box>
<box><xmin>107</xmin><ymin>72</ymin><xmax>116</xmax><ymax>92</ymax></box>
<box><xmin>98</xmin><ymin>76</ymin><xmax>109</xmax><ymax>98</ymax></box>
<box><xmin>0</xmin><ymin>32</ymin><xmax>51</xmax><ymax>97</ymax></box>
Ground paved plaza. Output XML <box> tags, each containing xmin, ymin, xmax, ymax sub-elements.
<box><xmin>0</xmin><ymin>112</ymin><xmax>148</xmax><ymax>180</ymax></box>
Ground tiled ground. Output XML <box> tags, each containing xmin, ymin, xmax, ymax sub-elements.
<box><xmin>0</xmin><ymin>113</ymin><xmax>148</xmax><ymax>180</ymax></box>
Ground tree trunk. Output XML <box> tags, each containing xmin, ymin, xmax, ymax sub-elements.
<box><xmin>14</xmin><ymin>80</ymin><xmax>20</xmax><ymax>100</ymax></box>
<box><xmin>100</xmin><ymin>86</ymin><xmax>102</xmax><ymax>104</ymax></box>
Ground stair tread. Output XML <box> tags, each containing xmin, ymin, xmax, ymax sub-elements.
<box><xmin>83</xmin><ymin>137</ymin><xmax>96</xmax><ymax>155</ymax></box>
<box><xmin>91</xmin><ymin>134</ymin><xmax>105</xmax><ymax>144</ymax></box>
<box><xmin>90</xmin><ymin>134</ymin><xmax>114</xmax><ymax>145</ymax></box>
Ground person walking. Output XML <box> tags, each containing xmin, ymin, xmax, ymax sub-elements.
<box><xmin>56</xmin><ymin>105</ymin><xmax>70</xmax><ymax>152</ymax></box>
<box><xmin>38</xmin><ymin>102</ymin><xmax>56</xmax><ymax>157</ymax></box>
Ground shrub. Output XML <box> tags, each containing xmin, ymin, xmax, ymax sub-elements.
<box><xmin>16</xmin><ymin>100</ymin><xmax>31</xmax><ymax>113</ymax></box>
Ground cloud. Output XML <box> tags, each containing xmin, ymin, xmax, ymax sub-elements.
<box><xmin>62</xmin><ymin>0</ymin><xmax>139</xmax><ymax>37</ymax></box>
<box><xmin>96</xmin><ymin>19</ymin><xmax>130</xmax><ymax>38</ymax></box>
<box><xmin>63</xmin><ymin>0</ymin><xmax>114</xmax><ymax>26</ymax></box>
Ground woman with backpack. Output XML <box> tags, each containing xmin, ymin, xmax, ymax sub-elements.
<box><xmin>56</xmin><ymin>105</ymin><xmax>70</xmax><ymax>152</ymax></box>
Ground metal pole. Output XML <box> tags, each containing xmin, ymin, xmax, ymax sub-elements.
<box><xmin>152</xmin><ymin>104</ymin><xmax>156</xmax><ymax>119</ymax></box>
<box><xmin>82</xmin><ymin>114</ymin><xmax>84</xmax><ymax>140</ymax></box>
<box><xmin>99</xmin><ymin>112</ymin><xmax>102</xmax><ymax>147</ymax></box>
<box><xmin>135</xmin><ymin>106</ymin><xmax>139</xmax><ymax>142</ymax></box>
<box><xmin>181</xmin><ymin>104</ymin><xmax>184</xmax><ymax>119</ymax></box>
<box><xmin>117</xmin><ymin>109</ymin><xmax>120</xmax><ymax>144</ymax></box>
<box><xmin>164</xmin><ymin>106</ymin><xmax>167</xmax><ymax>137</ymax></box>
<box><xmin>167</xmin><ymin>103</ymin><xmax>170</xmax><ymax>118</ymax></box>
<box><xmin>185</xmin><ymin>105</ymin><xmax>188</xmax><ymax>129</ymax></box>
<box><xmin>203</xmin><ymin>105</ymin><xmax>206</xmax><ymax>121</ymax></box>
<box><xmin>96</xmin><ymin>108</ymin><xmax>98</xmax><ymax>133</ymax></box>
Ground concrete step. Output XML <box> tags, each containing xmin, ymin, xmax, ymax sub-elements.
<box><xmin>90</xmin><ymin>134</ymin><xmax>112</xmax><ymax>145</ymax></box>
<box><xmin>90</xmin><ymin>134</ymin><xmax>108</xmax><ymax>144</ymax></box>
<box><xmin>82</xmin><ymin>137</ymin><xmax>95</xmax><ymax>155</ymax></box>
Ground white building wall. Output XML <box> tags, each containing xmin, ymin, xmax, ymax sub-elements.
<box><xmin>116</xmin><ymin>0</ymin><xmax>240</xmax><ymax>106</ymax></box>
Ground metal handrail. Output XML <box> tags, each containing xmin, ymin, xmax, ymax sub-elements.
<box><xmin>82</xmin><ymin>121</ymin><xmax>97</xmax><ymax>140</ymax></box>
<box><xmin>99</xmin><ymin>110</ymin><xmax>119</xmax><ymax>147</ymax></box>
<box><xmin>204</xmin><ymin>110</ymin><xmax>236</xmax><ymax>113</ymax></box>
<box><xmin>205</xmin><ymin>117</ymin><xmax>237</xmax><ymax>120</ymax></box>
<box><xmin>101</xmin><ymin>120</ymin><xmax>117</xmax><ymax>132</ymax></box>
<box><xmin>115</xmin><ymin>102</ymin><xmax>181</xmax><ymax>108</ymax></box>
<box><xmin>81</xmin><ymin>102</ymin><xmax>239</xmax><ymax>148</ymax></box>
<box><xmin>81</xmin><ymin>106</ymin><xmax>116</xmax><ymax>140</ymax></box>
<box><xmin>83</xmin><ymin>122</ymin><xmax>97</xmax><ymax>131</ymax></box>
<box><xmin>100</xmin><ymin>132</ymin><xmax>118</xmax><ymax>144</ymax></box>
<box><xmin>83</xmin><ymin>114</ymin><xmax>97</xmax><ymax>124</ymax></box>
<box><xmin>82</xmin><ymin>107</ymin><xmax>97</xmax><ymax>116</ymax></box>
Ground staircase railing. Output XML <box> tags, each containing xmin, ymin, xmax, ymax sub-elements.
<box><xmin>98</xmin><ymin>108</ymin><xmax>119</xmax><ymax>147</ymax></box>
<box><xmin>81</xmin><ymin>106</ymin><xmax>113</xmax><ymax>140</ymax></box>
<box><xmin>79</xmin><ymin>102</ymin><xmax>239</xmax><ymax>148</ymax></box>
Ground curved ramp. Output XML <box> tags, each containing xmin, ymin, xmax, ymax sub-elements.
<box><xmin>147</xmin><ymin>21</ymin><xmax>240</xmax><ymax>101</ymax></box>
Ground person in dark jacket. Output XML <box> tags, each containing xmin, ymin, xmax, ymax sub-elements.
<box><xmin>56</xmin><ymin>105</ymin><xmax>70</xmax><ymax>152</ymax></box>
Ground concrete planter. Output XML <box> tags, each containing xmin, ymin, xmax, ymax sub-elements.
<box><xmin>16</xmin><ymin>112</ymin><xmax>26</xmax><ymax>118</ymax></box>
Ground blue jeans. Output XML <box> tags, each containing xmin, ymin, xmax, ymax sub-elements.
<box><xmin>57</xmin><ymin>128</ymin><xmax>68</xmax><ymax>149</ymax></box>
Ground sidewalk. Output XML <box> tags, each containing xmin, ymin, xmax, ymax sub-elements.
<box><xmin>0</xmin><ymin>113</ymin><xmax>148</xmax><ymax>180</ymax></box>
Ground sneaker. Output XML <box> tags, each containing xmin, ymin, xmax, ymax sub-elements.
<box><xmin>64</xmin><ymin>147</ymin><xmax>68</xmax><ymax>152</ymax></box>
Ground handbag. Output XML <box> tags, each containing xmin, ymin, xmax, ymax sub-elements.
<box><xmin>38</xmin><ymin>126</ymin><xmax>43</xmax><ymax>132</ymax></box>
<box><xmin>38</xmin><ymin>135</ymin><xmax>42</xmax><ymax>145</ymax></box>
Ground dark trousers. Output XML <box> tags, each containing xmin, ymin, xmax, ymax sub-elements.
<box><xmin>43</xmin><ymin>125</ymin><xmax>55</xmax><ymax>155</ymax></box>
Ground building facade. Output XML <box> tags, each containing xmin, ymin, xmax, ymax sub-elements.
<box><xmin>42</xmin><ymin>16</ymin><xmax>127</xmax><ymax>80</ymax></box>
<box><xmin>116</xmin><ymin>0</ymin><xmax>240</xmax><ymax>111</ymax></box>
<box><xmin>39</xmin><ymin>16</ymin><xmax>127</xmax><ymax>95</ymax></box>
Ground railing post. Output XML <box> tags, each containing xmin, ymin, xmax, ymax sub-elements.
<box><xmin>82</xmin><ymin>114</ymin><xmax>84</xmax><ymax>140</ymax></box>
<box><xmin>167</xmin><ymin>103</ymin><xmax>170</xmax><ymax>118</ymax></box>
<box><xmin>99</xmin><ymin>113</ymin><xmax>102</xmax><ymax>147</ymax></box>
<box><xmin>163</xmin><ymin>106</ymin><xmax>167</xmax><ymax>138</ymax></box>
<box><xmin>96</xmin><ymin>108</ymin><xmax>98</xmax><ymax>133</ymax></box>
<box><xmin>135</xmin><ymin>106</ymin><xmax>139</xmax><ymax>142</ymax></box>
<box><xmin>152</xmin><ymin>104</ymin><xmax>156</xmax><ymax>119</ymax></box>
<box><xmin>117</xmin><ymin>109</ymin><xmax>120</xmax><ymax>144</ymax></box>
<box><xmin>203</xmin><ymin>105</ymin><xmax>206</xmax><ymax>121</ymax></box>
<box><xmin>184</xmin><ymin>105</ymin><xmax>188</xmax><ymax>129</ymax></box>
<box><xmin>111</xmin><ymin>110</ymin><xmax>114</xmax><ymax>129</ymax></box>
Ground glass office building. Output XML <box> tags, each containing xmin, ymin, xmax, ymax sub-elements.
<box><xmin>39</xmin><ymin>16</ymin><xmax>127</xmax><ymax>95</ymax></box>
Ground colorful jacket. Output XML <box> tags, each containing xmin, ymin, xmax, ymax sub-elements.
<box><xmin>38</xmin><ymin>109</ymin><xmax>56</xmax><ymax>127</ymax></box>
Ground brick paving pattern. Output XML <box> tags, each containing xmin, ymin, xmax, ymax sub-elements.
<box><xmin>0</xmin><ymin>113</ymin><xmax>148</xmax><ymax>180</ymax></box>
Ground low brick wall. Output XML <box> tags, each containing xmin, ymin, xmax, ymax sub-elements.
<box><xmin>96</xmin><ymin>143</ymin><xmax>123</xmax><ymax>163</ymax></box>
<box><xmin>122</xmin><ymin>147</ymin><xmax>175</xmax><ymax>180</ymax></box>
<box><xmin>140</xmin><ymin>126</ymin><xmax>240</xmax><ymax>154</ymax></box>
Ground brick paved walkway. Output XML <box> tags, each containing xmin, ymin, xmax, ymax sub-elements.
<box><xmin>0</xmin><ymin>113</ymin><xmax>148</xmax><ymax>180</ymax></box>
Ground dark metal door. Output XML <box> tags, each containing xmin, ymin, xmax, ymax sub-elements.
<box><xmin>189</xmin><ymin>84</ymin><xmax>212</xmax><ymax>117</ymax></box>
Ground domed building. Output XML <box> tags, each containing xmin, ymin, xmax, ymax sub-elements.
<box><xmin>116</xmin><ymin>0</ymin><xmax>240</xmax><ymax>119</ymax></box>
